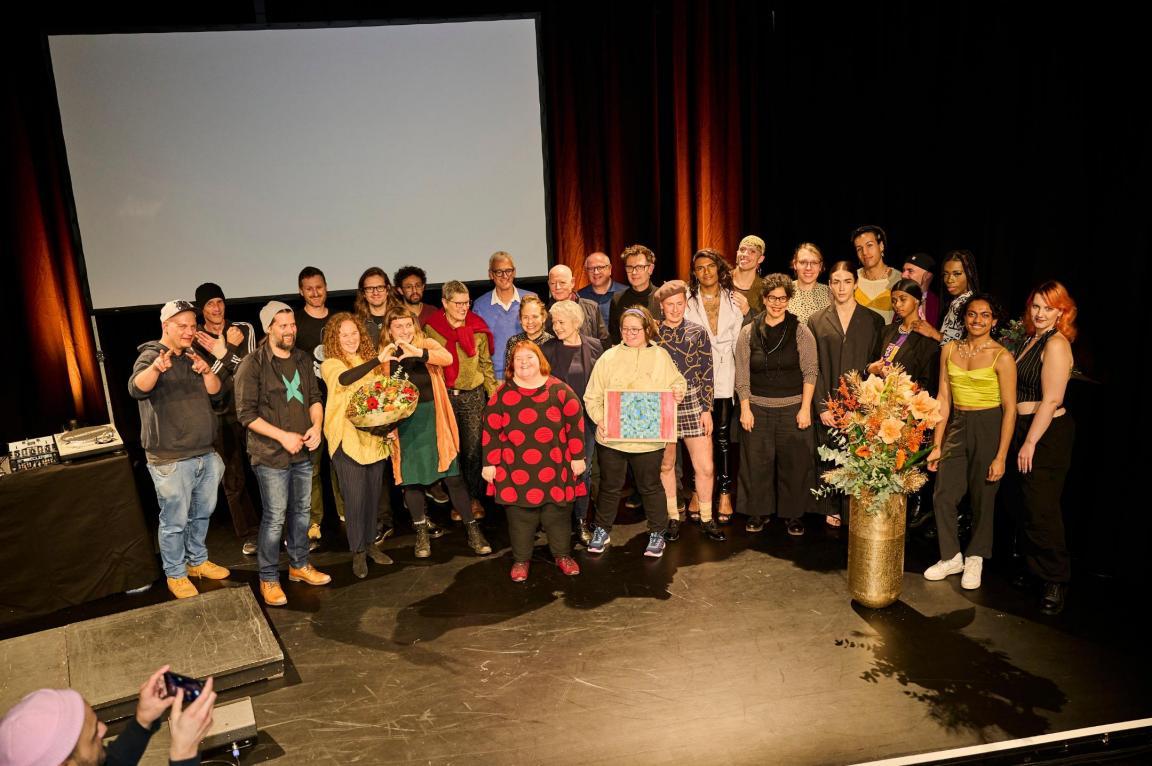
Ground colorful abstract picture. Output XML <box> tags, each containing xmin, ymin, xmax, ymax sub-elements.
<box><xmin>603</xmin><ymin>390</ymin><xmax>678</xmax><ymax>442</ymax></box>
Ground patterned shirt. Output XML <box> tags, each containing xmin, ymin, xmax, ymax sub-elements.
<box><xmin>939</xmin><ymin>291</ymin><xmax>972</xmax><ymax>345</ymax></box>
<box><xmin>788</xmin><ymin>281</ymin><xmax>832</xmax><ymax>325</ymax></box>
<box><xmin>656</xmin><ymin>320</ymin><xmax>715</xmax><ymax>407</ymax></box>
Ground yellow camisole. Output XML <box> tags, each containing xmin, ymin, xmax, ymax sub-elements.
<box><xmin>946</xmin><ymin>345</ymin><xmax>1003</xmax><ymax>408</ymax></box>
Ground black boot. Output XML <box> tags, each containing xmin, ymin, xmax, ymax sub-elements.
<box><xmin>352</xmin><ymin>551</ymin><xmax>368</xmax><ymax>579</ymax></box>
<box><xmin>663</xmin><ymin>518</ymin><xmax>681</xmax><ymax>542</ymax></box>
<box><xmin>1040</xmin><ymin>582</ymin><xmax>1067</xmax><ymax>616</ymax></box>
<box><xmin>701</xmin><ymin>519</ymin><xmax>727</xmax><ymax>542</ymax></box>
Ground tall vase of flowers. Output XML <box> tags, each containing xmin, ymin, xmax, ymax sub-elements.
<box><xmin>815</xmin><ymin>366</ymin><xmax>943</xmax><ymax>607</ymax></box>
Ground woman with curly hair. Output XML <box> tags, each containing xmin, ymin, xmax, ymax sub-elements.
<box><xmin>319</xmin><ymin>312</ymin><xmax>394</xmax><ymax>578</ymax></box>
<box><xmin>924</xmin><ymin>293</ymin><xmax>1017</xmax><ymax>590</ymax></box>
<box><xmin>1009</xmin><ymin>281</ymin><xmax>1078</xmax><ymax>614</ymax></box>
<box><xmin>683</xmin><ymin>248</ymin><xmax>747</xmax><ymax>524</ymax></box>
<box><xmin>788</xmin><ymin>242</ymin><xmax>832</xmax><ymax>325</ymax></box>
<box><xmin>379</xmin><ymin>308</ymin><xmax>492</xmax><ymax>559</ymax></box>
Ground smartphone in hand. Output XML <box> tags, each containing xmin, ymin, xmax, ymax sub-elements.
<box><xmin>162</xmin><ymin>671</ymin><xmax>205</xmax><ymax>703</ymax></box>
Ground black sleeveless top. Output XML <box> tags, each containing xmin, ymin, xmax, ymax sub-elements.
<box><xmin>749</xmin><ymin>312</ymin><xmax>803</xmax><ymax>398</ymax></box>
<box><xmin>1014</xmin><ymin>328</ymin><xmax>1057</xmax><ymax>403</ymax></box>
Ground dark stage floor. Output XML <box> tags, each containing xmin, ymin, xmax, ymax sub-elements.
<box><xmin>4</xmin><ymin>510</ymin><xmax>1149</xmax><ymax>765</ymax></box>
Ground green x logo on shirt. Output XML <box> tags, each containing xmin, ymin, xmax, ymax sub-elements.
<box><xmin>282</xmin><ymin>369</ymin><xmax>303</xmax><ymax>404</ymax></box>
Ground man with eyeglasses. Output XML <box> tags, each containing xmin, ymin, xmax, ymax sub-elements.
<box><xmin>394</xmin><ymin>265</ymin><xmax>439</xmax><ymax>325</ymax></box>
<box><xmin>578</xmin><ymin>251</ymin><xmax>627</xmax><ymax>326</ymax></box>
<box><xmin>424</xmin><ymin>281</ymin><xmax>498</xmax><ymax>520</ymax></box>
<box><xmin>608</xmin><ymin>244</ymin><xmax>662</xmax><ymax>345</ymax></box>
<box><xmin>356</xmin><ymin>267</ymin><xmax>398</xmax><ymax>346</ymax></box>
<box><xmin>471</xmin><ymin>251</ymin><xmax>537</xmax><ymax>379</ymax></box>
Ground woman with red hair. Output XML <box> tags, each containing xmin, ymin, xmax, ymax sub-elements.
<box><xmin>1010</xmin><ymin>281</ymin><xmax>1078</xmax><ymax>615</ymax></box>
<box><xmin>482</xmin><ymin>340</ymin><xmax>587</xmax><ymax>582</ymax></box>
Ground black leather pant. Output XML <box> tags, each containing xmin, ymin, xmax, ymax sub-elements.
<box><xmin>712</xmin><ymin>396</ymin><xmax>734</xmax><ymax>494</ymax></box>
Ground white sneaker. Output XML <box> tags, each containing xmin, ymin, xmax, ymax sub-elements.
<box><xmin>961</xmin><ymin>556</ymin><xmax>983</xmax><ymax>590</ymax></box>
<box><xmin>924</xmin><ymin>553</ymin><xmax>964</xmax><ymax>581</ymax></box>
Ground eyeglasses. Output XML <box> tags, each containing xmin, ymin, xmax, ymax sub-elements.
<box><xmin>447</xmin><ymin>299</ymin><xmax>471</xmax><ymax>307</ymax></box>
<box><xmin>620</xmin><ymin>326</ymin><xmax>645</xmax><ymax>334</ymax></box>
<box><xmin>491</xmin><ymin>268</ymin><xmax>515</xmax><ymax>278</ymax></box>
<box><xmin>794</xmin><ymin>260</ymin><xmax>821</xmax><ymax>268</ymax></box>
<box><xmin>623</xmin><ymin>264</ymin><xmax>651</xmax><ymax>274</ymax></box>
<box><xmin>586</xmin><ymin>265</ymin><xmax>609</xmax><ymax>273</ymax></box>
<box><xmin>764</xmin><ymin>295</ymin><xmax>789</xmax><ymax>304</ymax></box>
<box><xmin>362</xmin><ymin>285</ymin><xmax>389</xmax><ymax>294</ymax></box>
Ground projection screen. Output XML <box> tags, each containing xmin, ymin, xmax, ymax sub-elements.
<box><xmin>48</xmin><ymin>19</ymin><xmax>550</xmax><ymax>310</ymax></box>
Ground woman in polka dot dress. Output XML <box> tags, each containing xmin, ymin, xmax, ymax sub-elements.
<box><xmin>481</xmin><ymin>340</ymin><xmax>588</xmax><ymax>582</ymax></box>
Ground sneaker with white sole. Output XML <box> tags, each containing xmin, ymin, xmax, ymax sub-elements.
<box><xmin>924</xmin><ymin>553</ymin><xmax>964</xmax><ymax>581</ymax></box>
<box><xmin>644</xmin><ymin>532</ymin><xmax>666</xmax><ymax>558</ymax></box>
<box><xmin>587</xmin><ymin>526</ymin><xmax>610</xmax><ymax>554</ymax></box>
<box><xmin>961</xmin><ymin>555</ymin><xmax>983</xmax><ymax>590</ymax></box>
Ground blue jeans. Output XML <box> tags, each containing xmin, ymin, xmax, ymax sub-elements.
<box><xmin>254</xmin><ymin>460</ymin><xmax>312</xmax><ymax>582</ymax></box>
<box><xmin>147</xmin><ymin>452</ymin><xmax>225</xmax><ymax>578</ymax></box>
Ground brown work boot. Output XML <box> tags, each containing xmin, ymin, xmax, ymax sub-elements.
<box><xmin>288</xmin><ymin>564</ymin><xmax>332</xmax><ymax>586</ymax></box>
<box><xmin>260</xmin><ymin>581</ymin><xmax>287</xmax><ymax>606</ymax></box>
<box><xmin>167</xmin><ymin>577</ymin><xmax>198</xmax><ymax>599</ymax></box>
<box><xmin>186</xmin><ymin>561</ymin><xmax>231</xmax><ymax>580</ymax></box>
<box><xmin>470</xmin><ymin>499</ymin><xmax>486</xmax><ymax>520</ymax></box>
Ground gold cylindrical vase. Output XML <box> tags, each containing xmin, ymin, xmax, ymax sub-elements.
<box><xmin>847</xmin><ymin>494</ymin><xmax>907</xmax><ymax>608</ymax></box>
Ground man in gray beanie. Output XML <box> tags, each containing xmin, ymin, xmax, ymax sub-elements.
<box><xmin>235</xmin><ymin>301</ymin><xmax>331</xmax><ymax>607</ymax></box>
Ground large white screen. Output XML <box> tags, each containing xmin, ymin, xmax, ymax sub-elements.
<box><xmin>49</xmin><ymin>20</ymin><xmax>550</xmax><ymax>309</ymax></box>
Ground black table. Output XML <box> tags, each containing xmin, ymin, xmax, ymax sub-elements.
<box><xmin>0</xmin><ymin>453</ymin><xmax>158</xmax><ymax>618</ymax></box>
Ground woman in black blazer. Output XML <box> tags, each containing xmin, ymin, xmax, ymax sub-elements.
<box><xmin>542</xmin><ymin>300</ymin><xmax>605</xmax><ymax>543</ymax></box>
<box><xmin>867</xmin><ymin>279</ymin><xmax>940</xmax><ymax>393</ymax></box>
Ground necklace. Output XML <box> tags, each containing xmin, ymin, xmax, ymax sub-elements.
<box><xmin>956</xmin><ymin>339</ymin><xmax>994</xmax><ymax>359</ymax></box>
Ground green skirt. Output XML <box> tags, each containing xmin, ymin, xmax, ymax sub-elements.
<box><xmin>396</xmin><ymin>401</ymin><xmax>459</xmax><ymax>486</ymax></box>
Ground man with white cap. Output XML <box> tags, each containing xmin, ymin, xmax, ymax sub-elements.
<box><xmin>129</xmin><ymin>300</ymin><xmax>230</xmax><ymax>600</ymax></box>
<box><xmin>235</xmin><ymin>301</ymin><xmax>331</xmax><ymax>607</ymax></box>
<box><xmin>0</xmin><ymin>666</ymin><xmax>215</xmax><ymax>765</ymax></box>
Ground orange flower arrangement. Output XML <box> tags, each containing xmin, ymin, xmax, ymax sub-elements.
<box><xmin>813</xmin><ymin>365</ymin><xmax>943</xmax><ymax>515</ymax></box>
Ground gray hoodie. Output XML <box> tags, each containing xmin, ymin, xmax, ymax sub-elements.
<box><xmin>128</xmin><ymin>341</ymin><xmax>220</xmax><ymax>461</ymax></box>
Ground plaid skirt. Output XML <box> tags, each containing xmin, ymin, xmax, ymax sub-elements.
<box><xmin>676</xmin><ymin>387</ymin><xmax>707</xmax><ymax>438</ymax></box>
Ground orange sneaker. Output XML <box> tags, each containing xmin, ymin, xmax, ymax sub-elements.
<box><xmin>167</xmin><ymin>577</ymin><xmax>198</xmax><ymax>599</ymax></box>
<box><xmin>260</xmin><ymin>581</ymin><xmax>287</xmax><ymax>606</ymax></box>
<box><xmin>288</xmin><ymin>564</ymin><xmax>331</xmax><ymax>586</ymax></box>
<box><xmin>187</xmin><ymin>561</ymin><xmax>231</xmax><ymax>580</ymax></box>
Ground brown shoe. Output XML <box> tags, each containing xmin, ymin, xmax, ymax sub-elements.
<box><xmin>187</xmin><ymin>561</ymin><xmax>230</xmax><ymax>580</ymax></box>
<box><xmin>167</xmin><ymin>577</ymin><xmax>198</xmax><ymax>599</ymax></box>
<box><xmin>260</xmin><ymin>581</ymin><xmax>287</xmax><ymax>606</ymax></box>
<box><xmin>288</xmin><ymin>564</ymin><xmax>332</xmax><ymax>586</ymax></box>
<box><xmin>307</xmin><ymin>523</ymin><xmax>322</xmax><ymax>541</ymax></box>
<box><xmin>366</xmin><ymin>545</ymin><xmax>393</xmax><ymax>565</ymax></box>
<box><xmin>470</xmin><ymin>499</ymin><xmax>486</xmax><ymax>520</ymax></box>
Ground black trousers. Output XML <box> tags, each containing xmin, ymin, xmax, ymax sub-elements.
<box><xmin>403</xmin><ymin>474</ymin><xmax>475</xmax><ymax>525</ymax></box>
<box><xmin>214</xmin><ymin>413</ymin><xmax>260</xmax><ymax>538</ymax></box>
<box><xmin>507</xmin><ymin>503</ymin><xmax>572</xmax><ymax>562</ymax></box>
<box><xmin>933</xmin><ymin>408</ymin><xmax>1003</xmax><ymax>560</ymax></box>
<box><xmin>736</xmin><ymin>402</ymin><xmax>813</xmax><ymax>520</ymax></box>
<box><xmin>448</xmin><ymin>386</ymin><xmax>486</xmax><ymax>501</ymax></box>
<box><xmin>1009</xmin><ymin>414</ymin><xmax>1075</xmax><ymax>583</ymax></box>
<box><xmin>331</xmin><ymin>447</ymin><xmax>384</xmax><ymax>553</ymax></box>
<box><xmin>595</xmin><ymin>446</ymin><xmax>667</xmax><ymax>533</ymax></box>
<box><xmin>712</xmin><ymin>396</ymin><xmax>734</xmax><ymax>495</ymax></box>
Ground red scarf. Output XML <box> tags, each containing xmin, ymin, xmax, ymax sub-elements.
<box><xmin>424</xmin><ymin>309</ymin><xmax>495</xmax><ymax>388</ymax></box>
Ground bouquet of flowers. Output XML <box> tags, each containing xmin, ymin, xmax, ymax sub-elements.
<box><xmin>813</xmin><ymin>365</ymin><xmax>943</xmax><ymax>515</ymax></box>
<box><xmin>346</xmin><ymin>367</ymin><xmax>419</xmax><ymax>429</ymax></box>
<box><xmin>997</xmin><ymin>317</ymin><xmax>1028</xmax><ymax>355</ymax></box>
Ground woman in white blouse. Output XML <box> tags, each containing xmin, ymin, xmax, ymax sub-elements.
<box><xmin>683</xmin><ymin>249</ymin><xmax>749</xmax><ymax>524</ymax></box>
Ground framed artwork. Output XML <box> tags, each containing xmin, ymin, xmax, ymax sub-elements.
<box><xmin>602</xmin><ymin>389</ymin><xmax>677</xmax><ymax>442</ymax></box>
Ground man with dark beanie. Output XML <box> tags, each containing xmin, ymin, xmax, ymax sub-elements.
<box><xmin>192</xmin><ymin>282</ymin><xmax>260</xmax><ymax>555</ymax></box>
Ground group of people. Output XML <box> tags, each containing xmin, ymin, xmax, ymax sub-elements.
<box><xmin>128</xmin><ymin>229</ymin><xmax>1080</xmax><ymax>620</ymax></box>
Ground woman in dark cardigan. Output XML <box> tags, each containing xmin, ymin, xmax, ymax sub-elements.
<box><xmin>867</xmin><ymin>279</ymin><xmax>940</xmax><ymax>392</ymax></box>
<box><xmin>541</xmin><ymin>299</ymin><xmax>604</xmax><ymax>543</ymax></box>
<box><xmin>809</xmin><ymin>261</ymin><xmax>884</xmax><ymax>526</ymax></box>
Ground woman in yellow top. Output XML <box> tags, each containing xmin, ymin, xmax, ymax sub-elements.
<box><xmin>583</xmin><ymin>306</ymin><xmax>686</xmax><ymax>558</ymax></box>
<box><xmin>924</xmin><ymin>294</ymin><xmax>1017</xmax><ymax>590</ymax></box>
<box><xmin>320</xmin><ymin>312</ymin><xmax>395</xmax><ymax>578</ymax></box>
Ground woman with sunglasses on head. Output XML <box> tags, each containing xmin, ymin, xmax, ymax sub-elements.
<box><xmin>735</xmin><ymin>274</ymin><xmax>818</xmax><ymax>537</ymax></box>
<box><xmin>924</xmin><ymin>294</ymin><xmax>1016</xmax><ymax>590</ymax></box>
<box><xmin>1008</xmin><ymin>281</ymin><xmax>1078</xmax><ymax>615</ymax></box>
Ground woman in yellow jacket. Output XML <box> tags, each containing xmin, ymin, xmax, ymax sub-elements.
<box><xmin>320</xmin><ymin>312</ymin><xmax>395</xmax><ymax>578</ymax></box>
<box><xmin>583</xmin><ymin>307</ymin><xmax>686</xmax><ymax>558</ymax></box>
